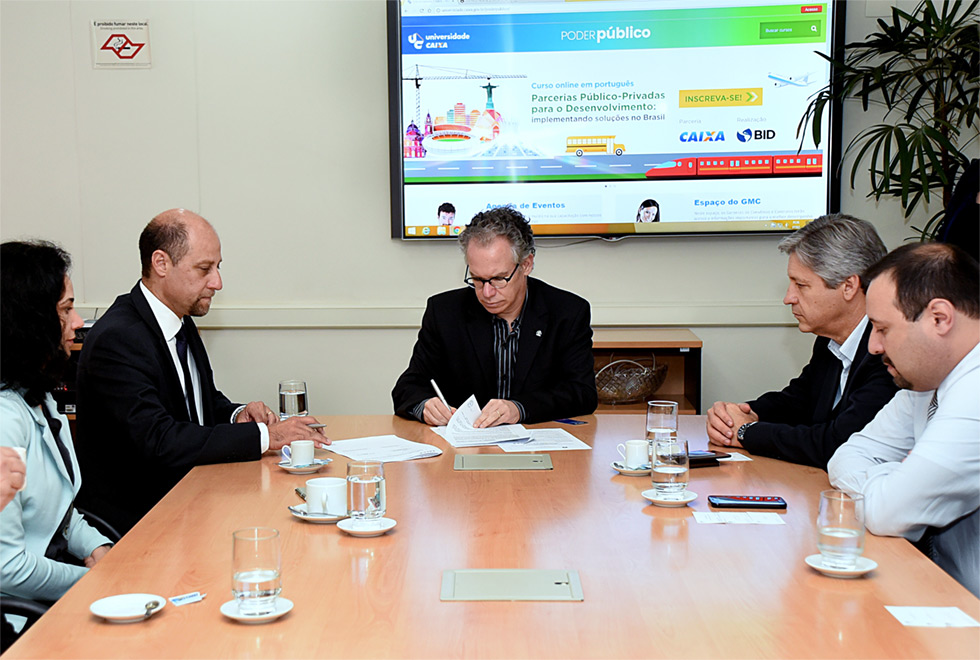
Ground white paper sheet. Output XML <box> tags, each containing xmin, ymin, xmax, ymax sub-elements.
<box><xmin>497</xmin><ymin>428</ymin><xmax>591</xmax><ymax>452</ymax></box>
<box><xmin>435</xmin><ymin>395</ymin><xmax>530</xmax><ymax>447</ymax></box>
<box><xmin>692</xmin><ymin>511</ymin><xmax>786</xmax><ymax>525</ymax></box>
<box><xmin>884</xmin><ymin>606</ymin><xmax>980</xmax><ymax>628</ymax></box>
<box><xmin>718</xmin><ymin>452</ymin><xmax>753</xmax><ymax>462</ymax></box>
<box><xmin>326</xmin><ymin>435</ymin><xmax>442</xmax><ymax>462</ymax></box>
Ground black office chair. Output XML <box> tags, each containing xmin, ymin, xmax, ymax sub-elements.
<box><xmin>0</xmin><ymin>508</ymin><xmax>122</xmax><ymax>651</ymax></box>
<box><xmin>77</xmin><ymin>507</ymin><xmax>123</xmax><ymax>545</ymax></box>
<box><xmin>0</xmin><ymin>596</ymin><xmax>49</xmax><ymax>652</ymax></box>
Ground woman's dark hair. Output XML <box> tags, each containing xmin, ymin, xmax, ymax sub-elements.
<box><xmin>1</xmin><ymin>240</ymin><xmax>73</xmax><ymax>406</ymax></box>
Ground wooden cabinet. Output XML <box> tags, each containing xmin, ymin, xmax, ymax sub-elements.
<box><xmin>593</xmin><ymin>328</ymin><xmax>702</xmax><ymax>415</ymax></box>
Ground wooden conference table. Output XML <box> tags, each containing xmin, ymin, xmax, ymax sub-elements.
<box><xmin>6</xmin><ymin>415</ymin><xmax>979</xmax><ymax>659</ymax></box>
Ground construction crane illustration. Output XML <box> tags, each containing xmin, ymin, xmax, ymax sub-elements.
<box><xmin>403</xmin><ymin>65</ymin><xmax>527</xmax><ymax>125</ymax></box>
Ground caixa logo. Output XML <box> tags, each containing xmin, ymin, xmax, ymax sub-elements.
<box><xmin>408</xmin><ymin>33</ymin><xmax>424</xmax><ymax>50</ymax></box>
<box><xmin>737</xmin><ymin>128</ymin><xmax>777</xmax><ymax>142</ymax></box>
<box><xmin>679</xmin><ymin>131</ymin><xmax>724</xmax><ymax>142</ymax></box>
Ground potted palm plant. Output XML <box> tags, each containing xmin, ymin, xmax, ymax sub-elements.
<box><xmin>797</xmin><ymin>0</ymin><xmax>979</xmax><ymax>239</ymax></box>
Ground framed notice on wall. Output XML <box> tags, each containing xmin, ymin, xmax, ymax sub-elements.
<box><xmin>91</xmin><ymin>20</ymin><xmax>151</xmax><ymax>69</ymax></box>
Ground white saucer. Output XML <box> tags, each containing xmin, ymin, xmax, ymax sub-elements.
<box><xmin>805</xmin><ymin>554</ymin><xmax>878</xmax><ymax>578</ymax></box>
<box><xmin>611</xmin><ymin>461</ymin><xmax>652</xmax><ymax>476</ymax></box>
<box><xmin>337</xmin><ymin>517</ymin><xmax>397</xmax><ymax>537</ymax></box>
<box><xmin>288</xmin><ymin>503</ymin><xmax>346</xmax><ymax>524</ymax></box>
<box><xmin>277</xmin><ymin>458</ymin><xmax>332</xmax><ymax>475</ymax></box>
<box><xmin>90</xmin><ymin>593</ymin><xmax>166</xmax><ymax>623</ymax></box>
<box><xmin>220</xmin><ymin>597</ymin><xmax>293</xmax><ymax>624</ymax></box>
<box><xmin>642</xmin><ymin>489</ymin><xmax>698</xmax><ymax>507</ymax></box>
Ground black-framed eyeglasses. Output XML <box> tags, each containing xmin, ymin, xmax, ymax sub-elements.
<box><xmin>464</xmin><ymin>262</ymin><xmax>521</xmax><ymax>289</ymax></box>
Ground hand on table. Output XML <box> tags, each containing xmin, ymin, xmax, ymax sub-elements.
<box><xmin>236</xmin><ymin>401</ymin><xmax>278</xmax><ymax>425</ymax></box>
<box><xmin>84</xmin><ymin>544</ymin><xmax>111</xmax><ymax>568</ymax></box>
<box><xmin>268</xmin><ymin>416</ymin><xmax>329</xmax><ymax>452</ymax></box>
<box><xmin>707</xmin><ymin>401</ymin><xmax>757</xmax><ymax>448</ymax></box>
<box><xmin>422</xmin><ymin>397</ymin><xmax>456</xmax><ymax>426</ymax></box>
<box><xmin>0</xmin><ymin>447</ymin><xmax>26</xmax><ymax>511</ymax></box>
<box><xmin>474</xmin><ymin>400</ymin><xmax>519</xmax><ymax>428</ymax></box>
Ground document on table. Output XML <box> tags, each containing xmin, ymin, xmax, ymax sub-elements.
<box><xmin>497</xmin><ymin>428</ymin><xmax>591</xmax><ymax>452</ymax></box>
<box><xmin>326</xmin><ymin>435</ymin><xmax>442</xmax><ymax>462</ymax></box>
<box><xmin>718</xmin><ymin>452</ymin><xmax>753</xmax><ymax>462</ymax></box>
<box><xmin>432</xmin><ymin>395</ymin><xmax>530</xmax><ymax>448</ymax></box>
<box><xmin>885</xmin><ymin>606</ymin><xmax>980</xmax><ymax>628</ymax></box>
<box><xmin>692</xmin><ymin>512</ymin><xmax>786</xmax><ymax>525</ymax></box>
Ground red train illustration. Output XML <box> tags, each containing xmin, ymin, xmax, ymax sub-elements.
<box><xmin>645</xmin><ymin>154</ymin><xmax>822</xmax><ymax>179</ymax></box>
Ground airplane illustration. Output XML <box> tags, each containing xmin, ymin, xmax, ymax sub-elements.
<box><xmin>767</xmin><ymin>72</ymin><xmax>815</xmax><ymax>87</ymax></box>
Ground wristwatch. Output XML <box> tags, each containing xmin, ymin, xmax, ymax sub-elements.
<box><xmin>736</xmin><ymin>421</ymin><xmax>757</xmax><ymax>442</ymax></box>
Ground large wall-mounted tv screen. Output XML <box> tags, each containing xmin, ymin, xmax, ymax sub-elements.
<box><xmin>388</xmin><ymin>0</ymin><xmax>843</xmax><ymax>240</ymax></box>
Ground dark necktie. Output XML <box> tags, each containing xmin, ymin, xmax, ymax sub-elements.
<box><xmin>916</xmin><ymin>391</ymin><xmax>940</xmax><ymax>561</ymax></box>
<box><xmin>175</xmin><ymin>321</ymin><xmax>200</xmax><ymax>424</ymax></box>
<box><xmin>41</xmin><ymin>402</ymin><xmax>74</xmax><ymax>485</ymax></box>
<box><xmin>927</xmin><ymin>391</ymin><xmax>938</xmax><ymax>421</ymax></box>
<box><xmin>41</xmin><ymin>402</ymin><xmax>76</xmax><ymax>564</ymax></box>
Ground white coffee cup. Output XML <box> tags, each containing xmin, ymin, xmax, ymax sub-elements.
<box><xmin>306</xmin><ymin>477</ymin><xmax>346</xmax><ymax>515</ymax></box>
<box><xmin>11</xmin><ymin>447</ymin><xmax>27</xmax><ymax>489</ymax></box>
<box><xmin>616</xmin><ymin>440</ymin><xmax>649</xmax><ymax>469</ymax></box>
<box><xmin>289</xmin><ymin>440</ymin><xmax>314</xmax><ymax>467</ymax></box>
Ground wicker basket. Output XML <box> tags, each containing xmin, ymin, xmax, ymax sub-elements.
<box><xmin>595</xmin><ymin>359</ymin><xmax>668</xmax><ymax>405</ymax></box>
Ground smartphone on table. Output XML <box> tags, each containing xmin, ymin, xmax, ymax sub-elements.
<box><xmin>707</xmin><ymin>495</ymin><xmax>787</xmax><ymax>509</ymax></box>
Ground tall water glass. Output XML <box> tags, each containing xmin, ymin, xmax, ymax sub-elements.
<box><xmin>652</xmin><ymin>437</ymin><xmax>688</xmax><ymax>497</ymax></box>
<box><xmin>347</xmin><ymin>460</ymin><xmax>386</xmax><ymax>525</ymax></box>
<box><xmin>279</xmin><ymin>379</ymin><xmax>308</xmax><ymax>420</ymax></box>
<box><xmin>816</xmin><ymin>490</ymin><xmax>865</xmax><ymax>570</ymax></box>
<box><xmin>646</xmin><ymin>400</ymin><xmax>678</xmax><ymax>444</ymax></box>
<box><xmin>232</xmin><ymin>527</ymin><xmax>281</xmax><ymax>616</ymax></box>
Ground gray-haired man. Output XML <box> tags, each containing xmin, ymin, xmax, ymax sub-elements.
<box><xmin>707</xmin><ymin>214</ymin><xmax>898</xmax><ymax>468</ymax></box>
<box><xmin>391</xmin><ymin>206</ymin><xmax>598</xmax><ymax>428</ymax></box>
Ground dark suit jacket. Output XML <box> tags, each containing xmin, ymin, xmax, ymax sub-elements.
<box><xmin>741</xmin><ymin>322</ymin><xmax>898</xmax><ymax>469</ymax></box>
<box><xmin>75</xmin><ymin>283</ymin><xmax>262</xmax><ymax>534</ymax></box>
<box><xmin>392</xmin><ymin>278</ymin><xmax>598</xmax><ymax>424</ymax></box>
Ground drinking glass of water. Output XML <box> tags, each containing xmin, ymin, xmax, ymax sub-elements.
<box><xmin>232</xmin><ymin>527</ymin><xmax>281</xmax><ymax>616</ymax></box>
<box><xmin>816</xmin><ymin>490</ymin><xmax>865</xmax><ymax>570</ymax></box>
<box><xmin>347</xmin><ymin>460</ymin><xmax>386</xmax><ymax>526</ymax></box>
<box><xmin>652</xmin><ymin>437</ymin><xmax>688</xmax><ymax>497</ymax></box>
<box><xmin>279</xmin><ymin>380</ymin><xmax>308</xmax><ymax>420</ymax></box>
<box><xmin>646</xmin><ymin>400</ymin><xmax>678</xmax><ymax>444</ymax></box>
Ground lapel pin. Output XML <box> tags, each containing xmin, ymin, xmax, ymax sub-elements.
<box><xmin>535</xmin><ymin>330</ymin><xmax>542</xmax><ymax>337</ymax></box>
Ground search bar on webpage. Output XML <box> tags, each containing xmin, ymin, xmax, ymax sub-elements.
<box><xmin>759</xmin><ymin>20</ymin><xmax>821</xmax><ymax>39</ymax></box>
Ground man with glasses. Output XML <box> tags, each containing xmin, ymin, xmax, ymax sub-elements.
<box><xmin>392</xmin><ymin>207</ymin><xmax>598</xmax><ymax>427</ymax></box>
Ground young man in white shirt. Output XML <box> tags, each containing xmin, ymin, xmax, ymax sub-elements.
<box><xmin>829</xmin><ymin>242</ymin><xmax>979</xmax><ymax>597</ymax></box>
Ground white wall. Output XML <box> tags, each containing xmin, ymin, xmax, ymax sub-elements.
<box><xmin>0</xmin><ymin>0</ymin><xmax>931</xmax><ymax>415</ymax></box>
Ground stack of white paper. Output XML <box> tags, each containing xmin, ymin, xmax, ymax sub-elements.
<box><xmin>326</xmin><ymin>435</ymin><xmax>442</xmax><ymax>462</ymax></box>
<box><xmin>497</xmin><ymin>428</ymin><xmax>591</xmax><ymax>452</ymax></box>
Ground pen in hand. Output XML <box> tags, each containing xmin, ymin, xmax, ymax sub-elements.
<box><xmin>430</xmin><ymin>379</ymin><xmax>451</xmax><ymax>412</ymax></box>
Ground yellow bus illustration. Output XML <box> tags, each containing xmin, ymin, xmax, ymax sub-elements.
<box><xmin>566</xmin><ymin>135</ymin><xmax>625</xmax><ymax>157</ymax></box>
